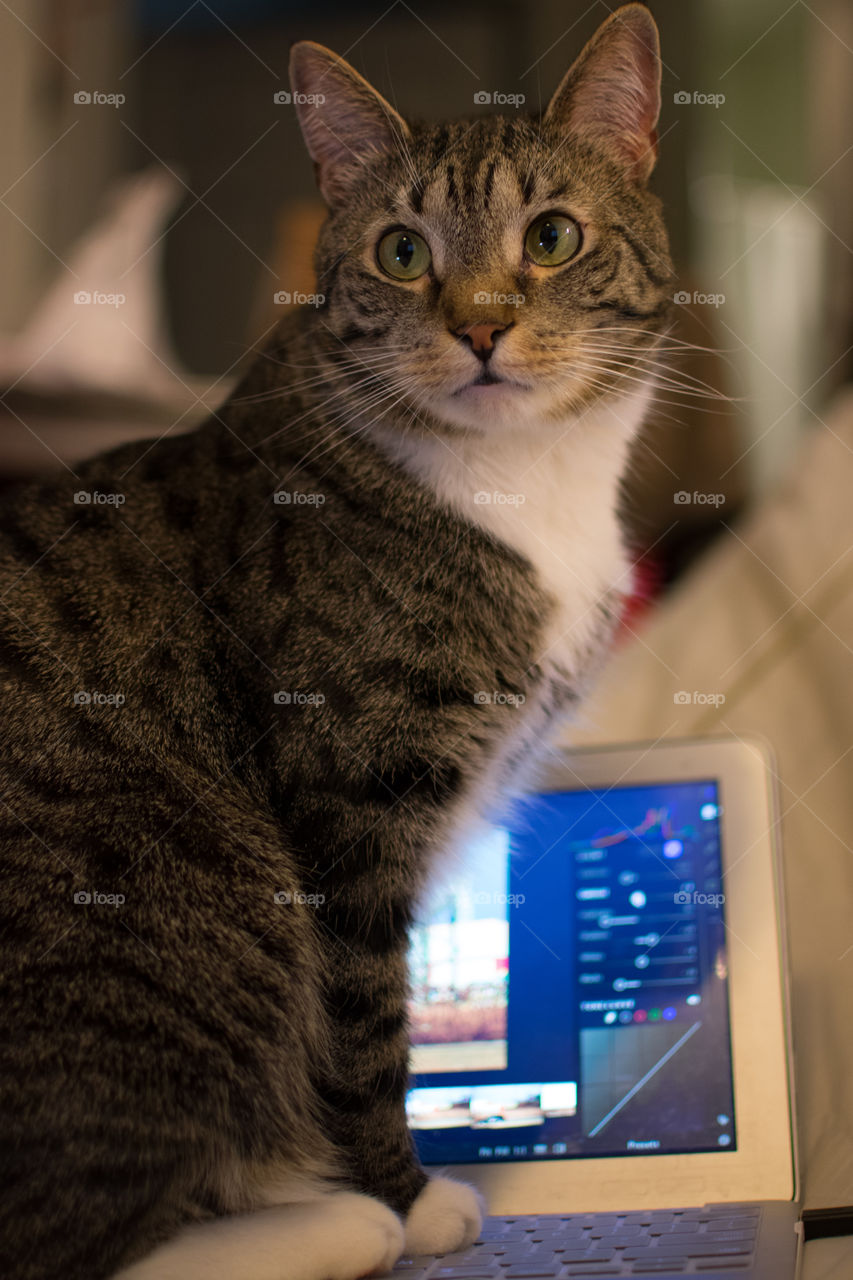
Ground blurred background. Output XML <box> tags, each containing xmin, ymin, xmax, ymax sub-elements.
<box><xmin>0</xmin><ymin>0</ymin><xmax>851</xmax><ymax>594</ymax></box>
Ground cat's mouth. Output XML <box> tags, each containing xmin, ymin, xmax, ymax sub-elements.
<box><xmin>454</xmin><ymin>369</ymin><xmax>527</xmax><ymax>395</ymax></box>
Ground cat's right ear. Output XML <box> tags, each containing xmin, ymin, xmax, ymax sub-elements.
<box><xmin>289</xmin><ymin>43</ymin><xmax>410</xmax><ymax>208</ymax></box>
<box><xmin>543</xmin><ymin>3</ymin><xmax>662</xmax><ymax>184</ymax></box>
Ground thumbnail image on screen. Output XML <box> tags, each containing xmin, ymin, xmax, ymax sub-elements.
<box><xmin>409</xmin><ymin>827</ymin><xmax>510</xmax><ymax>1073</ymax></box>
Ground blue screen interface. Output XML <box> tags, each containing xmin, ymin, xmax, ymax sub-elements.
<box><xmin>406</xmin><ymin>779</ymin><xmax>736</xmax><ymax>1164</ymax></box>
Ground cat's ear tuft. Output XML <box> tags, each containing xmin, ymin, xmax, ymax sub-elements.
<box><xmin>544</xmin><ymin>3</ymin><xmax>661</xmax><ymax>185</ymax></box>
<box><xmin>289</xmin><ymin>42</ymin><xmax>410</xmax><ymax>207</ymax></box>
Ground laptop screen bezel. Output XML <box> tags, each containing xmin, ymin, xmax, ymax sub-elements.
<box><xmin>418</xmin><ymin>735</ymin><xmax>797</xmax><ymax>1211</ymax></box>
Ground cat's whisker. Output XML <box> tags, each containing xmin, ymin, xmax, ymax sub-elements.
<box><xmin>581</xmin><ymin>342</ymin><xmax>722</xmax><ymax>372</ymax></box>
<box><xmin>276</xmin><ymin>376</ymin><xmax>419</xmax><ymax>476</ymax></box>
<box><xmin>234</xmin><ymin>363</ymin><xmax>395</xmax><ymax>405</ymax></box>
<box><xmin>280</xmin><ymin>394</ymin><xmax>410</xmax><ymax>479</ymax></box>
<box><xmin>526</xmin><ymin>338</ymin><xmax>737</xmax><ymax>404</ymax></box>
<box><xmin>389</xmin><ymin>117</ymin><xmax>421</xmax><ymax>193</ymax></box>
<box><xmin>531</xmin><ymin>350</ymin><xmax>727</xmax><ymax>401</ymax></box>
<box><xmin>261</xmin><ymin>342</ymin><xmax>416</xmax><ymax>375</ymax></box>
<box><xmin>578</xmin><ymin>354</ymin><xmax>737</xmax><ymax>401</ymax></box>
<box><xmin>587</xmin><ymin>324</ymin><xmax>739</xmax><ymax>356</ymax></box>
<box><xmin>577</xmin><ymin>357</ymin><xmax>736</xmax><ymax>403</ymax></box>
<box><xmin>526</xmin><ymin>357</ymin><xmax>736</xmax><ymax>416</ymax></box>
<box><xmin>254</xmin><ymin>370</ymin><xmax>399</xmax><ymax>453</ymax></box>
<box><xmin>586</xmin><ymin>325</ymin><xmax>745</xmax><ymax>380</ymax></box>
<box><xmin>235</xmin><ymin>354</ymin><xmax>407</xmax><ymax>405</ymax></box>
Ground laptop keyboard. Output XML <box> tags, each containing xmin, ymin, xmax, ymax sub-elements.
<box><xmin>383</xmin><ymin>1205</ymin><xmax>762</xmax><ymax>1277</ymax></box>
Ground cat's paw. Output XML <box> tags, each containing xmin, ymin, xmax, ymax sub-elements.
<box><xmin>330</xmin><ymin>1193</ymin><xmax>406</xmax><ymax>1278</ymax></box>
<box><xmin>404</xmin><ymin>1177</ymin><xmax>485</xmax><ymax>1256</ymax></box>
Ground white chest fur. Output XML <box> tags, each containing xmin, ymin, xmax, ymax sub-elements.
<box><xmin>372</xmin><ymin>387</ymin><xmax>650</xmax><ymax>684</ymax></box>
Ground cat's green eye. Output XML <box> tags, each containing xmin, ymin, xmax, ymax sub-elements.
<box><xmin>525</xmin><ymin>213</ymin><xmax>582</xmax><ymax>267</ymax></box>
<box><xmin>376</xmin><ymin>228</ymin><xmax>432</xmax><ymax>281</ymax></box>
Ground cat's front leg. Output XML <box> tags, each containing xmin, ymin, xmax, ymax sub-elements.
<box><xmin>320</xmin><ymin>938</ymin><xmax>484</xmax><ymax>1254</ymax></box>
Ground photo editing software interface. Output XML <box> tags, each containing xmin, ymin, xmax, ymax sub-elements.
<box><xmin>406</xmin><ymin>779</ymin><xmax>736</xmax><ymax>1165</ymax></box>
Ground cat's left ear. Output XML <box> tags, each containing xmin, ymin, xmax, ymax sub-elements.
<box><xmin>289</xmin><ymin>42</ymin><xmax>410</xmax><ymax>207</ymax></box>
<box><xmin>544</xmin><ymin>3</ymin><xmax>661</xmax><ymax>185</ymax></box>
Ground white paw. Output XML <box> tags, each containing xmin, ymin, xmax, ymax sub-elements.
<box><xmin>330</xmin><ymin>1193</ymin><xmax>406</xmax><ymax>1278</ymax></box>
<box><xmin>110</xmin><ymin>1192</ymin><xmax>406</xmax><ymax>1280</ymax></box>
<box><xmin>404</xmin><ymin>1177</ymin><xmax>485</xmax><ymax>1256</ymax></box>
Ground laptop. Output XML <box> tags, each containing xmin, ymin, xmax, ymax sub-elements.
<box><xmin>391</xmin><ymin>736</ymin><xmax>801</xmax><ymax>1279</ymax></box>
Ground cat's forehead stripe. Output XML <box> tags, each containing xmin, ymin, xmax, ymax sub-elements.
<box><xmin>520</xmin><ymin>168</ymin><xmax>536</xmax><ymax>205</ymax></box>
<box><xmin>401</xmin><ymin>121</ymin><xmax>550</xmax><ymax>223</ymax></box>
<box><xmin>482</xmin><ymin>160</ymin><xmax>496</xmax><ymax>209</ymax></box>
<box><xmin>445</xmin><ymin>164</ymin><xmax>460</xmax><ymax>213</ymax></box>
<box><xmin>402</xmin><ymin>116</ymin><xmax>569</xmax><ymax>221</ymax></box>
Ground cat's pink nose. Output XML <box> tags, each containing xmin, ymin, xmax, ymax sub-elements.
<box><xmin>454</xmin><ymin>321</ymin><xmax>509</xmax><ymax>357</ymax></box>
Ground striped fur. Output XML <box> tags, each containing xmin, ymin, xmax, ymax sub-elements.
<box><xmin>0</xmin><ymin>6</ymin><xmax>673</xmax><ymax>1278</ymax></box>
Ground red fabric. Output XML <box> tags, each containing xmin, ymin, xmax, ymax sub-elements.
<box><xmin>617</xmin><ymin>553</ymin><xmax>664</xmax><ymax>641</ymax></box>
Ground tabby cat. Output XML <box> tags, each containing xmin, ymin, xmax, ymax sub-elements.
<box><xmin>0</xmin><ymin>5</ymin><xmax>673</xmax><ymax>1278</ymax></box>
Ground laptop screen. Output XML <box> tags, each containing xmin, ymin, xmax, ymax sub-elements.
<box><xmin>406</xmin><ymin>778</ymin><xmax>736</xmax><ymax>1165</ymax></box>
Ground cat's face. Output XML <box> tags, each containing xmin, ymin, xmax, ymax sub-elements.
<box><xmin>291</xmin><ymin>3</ymin><xmax>673</xmax><ymax>435</ymax></box>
